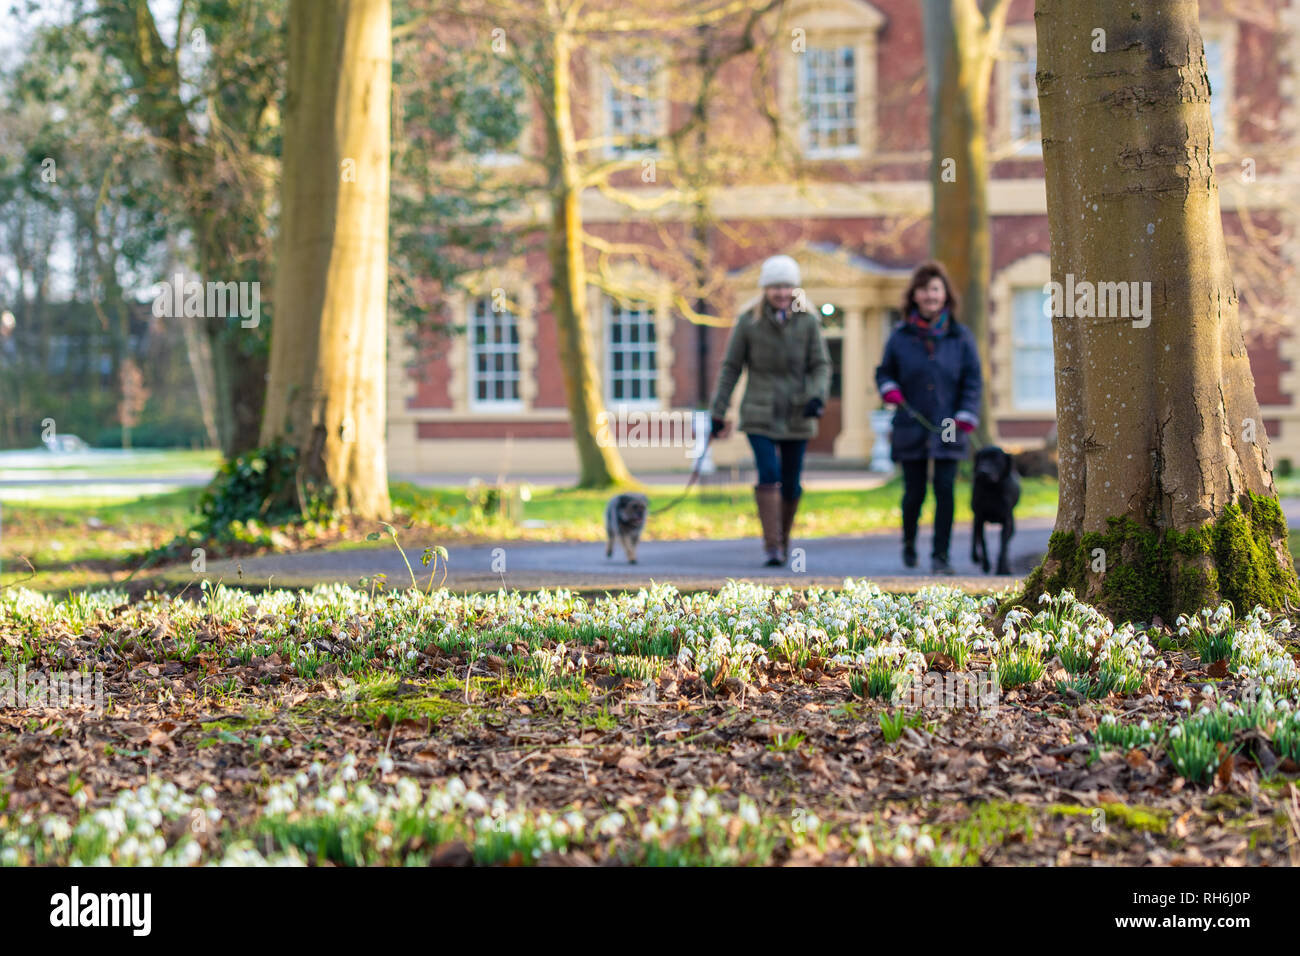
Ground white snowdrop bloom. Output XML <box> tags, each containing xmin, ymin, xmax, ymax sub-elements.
<box><xmin>1169</xmin><ymin>725</ymin><xmax>1183</xmax><ymax>738</ymax></box>
<box><xmin>42</xmin><ymin>817</ymin><xmax>72</xmax><ymax>841</ymax></box>
<box><xmin>341</xmin><ymin>764</ymin><xmax>358</xmax><ymax>782</ymax></box>
<box><xmin>915</xmin><ymin>833</ymin><xmax>935</xmax><ymax>854</ymax></box>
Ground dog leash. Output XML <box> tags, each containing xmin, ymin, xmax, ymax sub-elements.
<box><xmin>895</xmin><ymin>398</ymin><xmax>985</xmax><ymax>453</ymax></box>
<box><xmin>650</xmin><ymin>431</ymin><xmax>714</xmax><ymax>515</ymax></box>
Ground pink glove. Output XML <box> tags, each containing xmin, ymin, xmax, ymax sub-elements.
<box><xmin>957</xmin><ymin>419</ymin><xmax>975</xmax><ymax>434</ymax></box>
<box><xmin>882</xmin><ymin>389</ymin><xmax>904</xmax><ymax>405</ymax></box>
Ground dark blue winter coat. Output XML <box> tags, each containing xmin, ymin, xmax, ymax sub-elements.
<box><xmin>874</xmin><ymin>318</ymin><xmax>983</xmax><ymax>461</ymax></box>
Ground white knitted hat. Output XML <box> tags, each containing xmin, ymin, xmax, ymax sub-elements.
<box><xmin>758</xmin><ymin>254</ymin><xmax>801</xmax><ymax>288</ymax></box>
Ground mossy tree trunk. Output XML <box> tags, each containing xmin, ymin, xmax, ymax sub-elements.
<box><xmin>1024</xmin><ymin>0</ymin><xmax>1298</xmax><ymax>620</ymax></box>
<box><xmin>260</xmin><ymin>0</ymin><xmax>392</xmax><ymax>520</ymax></box>
<box><xmin>922</xmin><ymin>0</ymin><xmax>1011</xmax><ymax>449</ymax></box>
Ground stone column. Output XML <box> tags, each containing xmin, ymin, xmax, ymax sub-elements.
<box><xmin>833</xmin><ymin>307</ymin><xmax>870</xmax><ymax>460</ymax></box>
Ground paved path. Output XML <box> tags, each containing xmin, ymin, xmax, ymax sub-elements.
<box><xmin>208</xmin><ymin>518</ymin><xmax>1056</xmax><ymax>592</ymax></box>
<box><xmin>200</xmin><ymin>499</ymin><xmax>1300</xmax><ymax>594</ymax></box>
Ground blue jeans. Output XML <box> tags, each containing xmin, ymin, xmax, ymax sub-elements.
<box><xmin>747</xmin><ymin>434</ymin><xmax>807</xmax><ymax>501</ymax></box>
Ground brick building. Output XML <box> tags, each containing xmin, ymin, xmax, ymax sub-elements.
<box><xmin>387</xmin><ymin>0</ymin><xmax>1300</xmax><ymax>476</ymax></box>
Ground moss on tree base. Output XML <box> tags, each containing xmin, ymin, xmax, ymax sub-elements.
<box><xmin>1018</xmin><ymin>492</ymin><xmax>1299</xmax><ymax>622</ymax></box>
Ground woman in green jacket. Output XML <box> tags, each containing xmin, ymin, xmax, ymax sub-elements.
<box><xmin>709</xmin><ymin>255</ymin><xmax>831</xmax><ymax>566</ymax></box>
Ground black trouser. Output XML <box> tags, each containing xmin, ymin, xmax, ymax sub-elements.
<box><xmin>901</xmin><ymin>458</ymin><xmax>958</xmax><ymax>560</ymax></box>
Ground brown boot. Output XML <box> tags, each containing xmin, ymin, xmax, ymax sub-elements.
<box><xmin>754</xmin><ymin>483</ymin><xmax>784</xmax><ymax>566</ymax></box>
<box><xmin>780</xmin><ymin>495</ymin><xmax>800</xmax><ymax>562</ymax></box>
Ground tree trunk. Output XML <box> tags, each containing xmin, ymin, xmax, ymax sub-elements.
<box><xmin>261</xmin><ymin>0</ymin><xmax>392</xmax><ymax>520</ymax></box>
<box><xmin>546</xmin><ymin>29</ymin><xmax>634</xmax><ymax>488</ymax></box>
<box><xmin>922</xmin><ymin>0</ymin><xmax>1006</xmax><ymax>449</ymax></box>
<box><xmin>1023</xmin><ymin>0</ymin><xmax>1298</xmax><ymax>620</ymax></box>
<box><xmin>208</xmin><ymin>317</ymin><xmax>268</xmax><ymax>457</ymax></box>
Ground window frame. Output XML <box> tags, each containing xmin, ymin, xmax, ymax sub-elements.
<box><xmin>798</xmin><ymin>43</ymin><xmax>861</xmax><ymax>159</ymax></box>
<box><xmin>777</xmin><ymin>1</ymin><xmax>884</xmax><ymax>162</ymax></box>
<box><xmin>1009</xmin><ymin>285</ymin><xmax>1055</xmax><ymax>412</ymax></box>
<box><xmin>466</xmin><ymin>294</ymin><xmax>525</xmax><ymax>411</ymax></box>
<box><xmin>997</xmin><ymin>26</ymin><xmax>1042</xmax><ymax>158</ymax></box>
<box><xmin>603</xmin><ymin>296</ymin><xmax>661</xmax><ymax>411</ymax></box>
<box><xmin>600</xmin><ymin>51</ymin><xmax>666</xmax><ymax>160</ymax></box>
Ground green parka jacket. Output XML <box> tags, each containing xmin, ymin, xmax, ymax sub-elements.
<box><xmin>709</xmin><ymin>300</ymin><xmax>831</xmax><ymax>441</ymax></box>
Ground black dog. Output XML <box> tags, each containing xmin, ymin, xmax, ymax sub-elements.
<box><xmin>971</xmin><ymin>446</ymin><xmax>1020</xmax><ymax>575</ymax></box>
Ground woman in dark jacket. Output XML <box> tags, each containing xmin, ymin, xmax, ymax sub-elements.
<box><xmin>875</xmin><ymin>261</ymin><xmax>982</xmax><ymax>574</ymax></box>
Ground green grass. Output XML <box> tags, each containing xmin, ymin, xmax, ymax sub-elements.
<box><xmin>0</xmin><ymin>448</ymin><xmax>220</xmax><ymax>479</ymax></box>
<box><xmin>2</xmin><ymin>488</ymin><xmax>203</xmax><ymax>582</ymax></box>
<box><xmin>390</xmin><ymin>474</ymin><xmax>1060</xmax><ymax>543</ymax></box>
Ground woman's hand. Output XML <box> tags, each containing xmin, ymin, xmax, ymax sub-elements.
<box><xmin>802</xmin><ymin>397</ymin><xmax>825</xmax><ymax>419</ymax></box>
<box><xmin>710</xmin><ymin>417</ymin><xmax>730</xmax><ymax>439</ymax></box>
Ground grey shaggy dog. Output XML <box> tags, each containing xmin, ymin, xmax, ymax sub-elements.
<box><xmin>604</xmin><ymin>492</ymin><xmax>649</xmax><ymax>564</ymax></box>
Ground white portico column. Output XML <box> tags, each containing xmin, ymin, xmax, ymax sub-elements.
<box><xmin>833</xmin><ymin>306</ymin><xmax>870</xmax><ymax>460</ymax></box>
